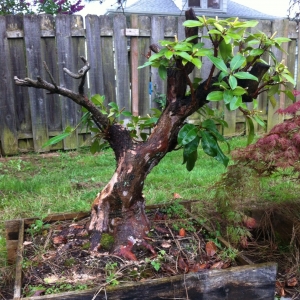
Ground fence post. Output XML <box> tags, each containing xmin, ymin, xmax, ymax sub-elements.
<box><xmin>0</xmin><ymin>16</ymin><xmax>18</xmax><ymax>155</ymax></box>
<box><xmin>24</xmin><ymin>14</ymin><xmax>49</xmax><ymax>152</ymax></box>
<box><xmin>113</xmin><ymin>14</ymin><xmax>131</xmax><ymax>113</ymax></box>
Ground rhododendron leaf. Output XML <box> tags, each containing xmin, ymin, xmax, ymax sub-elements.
<box><xmin>178</xmin><ymin>124</ymin><xmax>198</xmax><ymax>145</ymax></box>
<box><xmin>200</xmin><ymin>131</ymin><xmax>229</xmax><ymax>166</ymax></box>
<box><xmin>269</xmin><ymin>95</ymin><xmax>277</xmax><ymax>108</ymax></box>
<box><xmin>183</xmin><ymin>137</ymin><xmax>200</xmax><ymax>171</ymax></box>
<box><xmin>186</xmin><ymin>150</ymin><xmax>198</xmax><ymax>171</ymax></box>
<box><xmin>246</xmin><ymin>117</ymin><xmax>255</xmax><ymax>145</ymax></box>
<box><xmin>202</xmin><ymin>119</ymin><xmax>225</xmax><ymax>142</ymax></box>
<box><xmin>207</xmin><ymin>56</ymin><xmax>228</xmax><ymax>74</ymax></box>
<box><xmin>284</xmin><ymin>90</ymin><xmax>296</xmax><ymax>101</ymax></box>
<box><xmin>219</xmin><ymin>40</ymin><xmax>233</xmax><ymax>62</ymax></box>
<box><xmin>223</xmin><ymin>89</ymin><xmax>233</xmax><ymax>104</ymax></box>
<box><xmin>42</xmin><ymin>132</ymin><xmax>71</xmax><ymax>147</ymax></box>
<box><xmin>229</xmin><ymin>75</ymin><xmax>237</xmax><ymax>90</ymax></box>
<box><xmin>207</xmin><ymin>91</ymin><xmax>224</xmax><ymax>101</ymax></box>
<box><xmin>234</xmin><ymin>72</ymin><xmax>258</xmax><ymax>81</ymax></box>
<box><xmin>281</xmin><ymin>73</ymin><xmax>296</xmax><ymax>85</ymax></box>
<box><xmin>230</xmin><ymin>54</ymin><xmax>246</xmax><ymax>71</ymax></box>
<box><xmin>183</xmin><ymin>20</ymin><xmax>203</xmax><ymax>27</ymax></box>
<box><xmin>230</xmin><ymin>96</ymin><xmax>242</xmax><ymax>110</ymax></box>
<box><xmin>158</xmin><ymin>65</ymin><xmax>167</xmax><ymax>80</ymax></box>
<box><xmin>253</xmin><ymin>115</ymin><xmax>266</xmax><ymax>129</ymax></box>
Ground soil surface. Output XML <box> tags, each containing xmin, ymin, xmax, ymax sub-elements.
<box><xmin>20</xmin><ymin>204</ymin><xmax>237</xmax><ymax>298</ymax></box>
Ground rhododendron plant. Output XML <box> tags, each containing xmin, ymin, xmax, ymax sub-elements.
<box><xmin>14</xmin><ymin>9</ymin><xmax>294</xmax><ymax>257</ymax></box>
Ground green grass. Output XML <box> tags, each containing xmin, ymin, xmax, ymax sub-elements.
<box><xmin>0</xmin><ymin>136</ymin><xmax>299</xmax><ymax>267</ymax></box>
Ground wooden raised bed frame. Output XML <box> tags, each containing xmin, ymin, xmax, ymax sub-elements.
<box><xmin>5</xmin><ymin>201</ymin><xmax>277</xmax><ymax>300</ymax></box>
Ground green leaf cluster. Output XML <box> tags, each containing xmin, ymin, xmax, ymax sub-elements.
<box><xmin>177</xmin><ymin>107</ymin><xmax>230</xmax><ymax>171</ymax></box>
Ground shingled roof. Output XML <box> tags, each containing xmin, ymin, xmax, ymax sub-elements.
<box><xmin>107</xmin><ymin>0</ymin><xmax>280</xmax><ymax>20</ymax></box>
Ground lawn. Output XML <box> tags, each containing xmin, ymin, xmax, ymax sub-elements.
<box><xmin>1</xmin><ymin>135</ymin><xmax>300</xmax><ymax>298</ymax></box>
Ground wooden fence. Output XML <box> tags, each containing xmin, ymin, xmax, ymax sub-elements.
<box><xmin>0</xmin><ymin>14</ymin><xmax>298</xmax><ymax>155</ymax></box>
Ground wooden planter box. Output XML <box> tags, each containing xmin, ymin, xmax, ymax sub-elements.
<box><xmin>5</xmin><ymin>202</ymin><xmax>277</xmax><ymax>300</ymax></box>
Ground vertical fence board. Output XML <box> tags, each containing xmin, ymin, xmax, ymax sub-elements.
<box><xmin>164</xmin><ymin>16</ymin><xmax>177</xmax><ymax>37</ymax></box>
<box><xmin>23</xmin><ymin>15</ymin><xmax>49</xmax><ymax>152</ymax></box>
<box><xmin>297</xmin><ymin>28</ymin><xmax>300</xmax><ymax>91</ymax></box>
<box><xmin>251</xmin><ymin>20</ymin><xmax>271</xmax><ymax>132</ymax></box>
<box><xmin>100</xmin><ymin>16</ymin><xmax>116</xmax><ymax>105</ymax></box>
<box><xmin>72</xmin><ymin>15</ymin><xmax>85</xmax><ymax>146</ymax></box>
<box><xmin>177</xmin><ymin>16</ymin><xmax>186</xmax><ymax>41</ymax></box>
<box><xmin>55</xmin><ymin>14</ymin><xmax>78</xmax><ymax>150</ymax></box>
<box><xmin>71</xmin><ymin>15</ymin><xmax>88</xmax><ymax>146</ymax></box>
<box><xmin>0</xmin><ymin>16</ymin><xmax>18</xmax><ymax>155</ymax></box>
<box><xmin>130</xmin><ymin>14</ymin><xmax>139</xmax><ymax>116</ymax></box>
<box><xmin>40</xmin><ymin>15</ymin><xmax>62</xmax><ymax>139</ymax></box>
<box><xmin>86</xmin><ymin>15</ymin><xmax>105</xmax><ymax>97</ymax></box>
<box><xmin>137</xmin><ymin>15</ymin><xmax>151</xmax><ymax>116</ymax></box>
<box><xmin>285</xmin><ymin>22</ymin><xmax>298</xmax><ymax>108</ymax></box>
<box><xmin>151</xmin><ymin>16</ymin><xmax>165</xmax><ymax>108</ymax></box>
<box><xmin>7</xmin><ymin>15</ymin><xmax>33</xmax><ymax>151</ymax></box>
<box><xmin>267</xmin><ymin>19</ymin><xmax>288</xmax><ymax>131</ymax></box>
<box><xmin>113</xmin><ymin>14</ymin><xmax>131</xmax><ymax>112</ymax></box>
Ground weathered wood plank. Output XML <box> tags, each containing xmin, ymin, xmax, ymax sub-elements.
<box><xmin>40</xmin><ymin>15</ymin><xmax>63</xmax><ymax>151</ymax></box>
<box><xmin>13</xmin><ymin>220</ymin><xmax>24</xmax><ymax>299</ymax></box>
<box><xmin>177</xmin><ymin>16</ymin><xmax>186</xmax><ymax>41</ymax></box>
<box><xmin>297</xmin><ymin>27</ymin><xmax>300</xmax><ymax>96</ymax></box>
<box><xmin>71</xmin><ymin>15</ymin><xmax>86</xmax><ymax>143</ymax></box>
<box><xmin>6</xmin><ymin>15</ymin><xmax>33</xmax><ymax>146</ymax></box>
<box><xmin>130</xmin><ymin>15</ymin><xmax>139</xmax><ymax>116</ymax></box>
<box><xmin>5</xmin><ymin>219</ymin><xmax>21</xmax><ymax>264</ymax></box>
<box><xmin>137</xmin><ymin>15</ymin><xmax>151</xmax><ymax>116</ymax></box>
<box><xmin>55</xmin><ymin>14</ymin><xmax>78</xmax><ymax>150</ymax></box>
<box><xmin>267</xmin><ymin>19</ymin><xmax>288</xmax><ymax>131</ymax></box>
<box><xmin>100</xmin><ymin>15</ymin><xmax>116</xmax><ymax>105</ymax></box>
<box><xmin>41</xmin><ymin>14</ymin><xmax>55</xmax><ymax>37</ymax></box>
<box><xmin>285</xmin><ymin>35</ymin><xmax>296</xmax><ymax>109</ymax></box>
<box><xmin>164</xmin><ymin>16</ymin><xmax>177</xmax><ymax>37</ymax></box>
<box><xmin>23</xmin><ymin>14</ymin><xmax>49</xmax><ymax>152</ymax></box>
<box><xmin>249</xmin><ymin>20</ymin><xmax>270</xmax><ymax>132</ymax></box>
<box><xmin>113</xmin><ymin>14</ymin><xmax>131</xmax><ymax>113</ymax></box>
<box><xmin>85</xmin><ymin>15</ymin><xmax>105</xmax><ymax>96</ymax></box>
<box><xmin>0</xmin><ymin>16</ymin><xmax>18</xmax><ymax>155</ymax></box>
<box><xmin>18</xmin><ymin>263</ymin><xmax>277</xmax><ymax>300</ymax></box>
<box><xmin>151</xmin><ymin>16</ymin><xmax>165</xmax><ymax>108</ymax></box>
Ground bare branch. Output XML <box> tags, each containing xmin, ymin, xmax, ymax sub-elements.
<box><xmin>14</xmin><ymin>59</ymin><xmax>108</xmax><ymax>130</ymax></box>
<box><xmin>43</xmin><ymin>61</ymin><xmax>58</xmax><ymax>91</ymax></box>
<box><xmin>14</xmin><ymin>57</ymin><xmax>137</xmax><ymax>157</ymax></box>
<box><xmin>63</xmin><ymin>56</ymin><xmax>90</xmax><ymax>79</ymax></box>
<box><xmin>150</xmin><ymin>44</ymin><xmax>160</xmax><ymax>54</ymax></box>
<box><xmin>63</xmin><ymin>56</ymin><xmax>90</xmax><ymax>95</ymax></box>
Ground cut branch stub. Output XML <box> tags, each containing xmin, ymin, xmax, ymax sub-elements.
<box><xmin>63</xmin><ymin>56</ymin><xmax>90</xmax><ymax>95</ymax></box>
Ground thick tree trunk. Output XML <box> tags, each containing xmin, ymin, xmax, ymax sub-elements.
<box><xmin>88</xmin><ymin>105</ymin><xmax>190</xmax><ymax>252</ymax></box>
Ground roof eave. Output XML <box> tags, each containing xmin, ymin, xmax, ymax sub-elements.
<box><xmin>105</xmin><ymin>9</ymin><xmax>182</xmax><ymax>16</ymax></box>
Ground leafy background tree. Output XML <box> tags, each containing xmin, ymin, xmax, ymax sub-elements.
<box><xmin>0</xmin><ymin>0</ymin><xmax>84</xmax><ymax>15</ymax></box>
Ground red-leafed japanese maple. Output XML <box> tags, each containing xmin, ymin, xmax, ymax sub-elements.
<box><xmin>14</xmin><ymin>9</ymin><xmax>294</xmax><ymax>258</ymax></box>
<box><xmin>232</xmin><ymin>100</ymin><xmax>300</xmax><ymax>175</ymax></box>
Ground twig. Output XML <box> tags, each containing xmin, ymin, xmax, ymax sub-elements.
<box><xmin>63</xmin><ymin>56</ymin><xmax>90</xmax><ymax>95</ymax></box>
<box><xmin>43</xmin><ymin>229</ymin><xmax>53</xmax><ymax>250</ymax></box>
<box><xmin>43</xmin><ymin>61</ymin><xmax>58</xmax><ymax>91</ymax></box>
